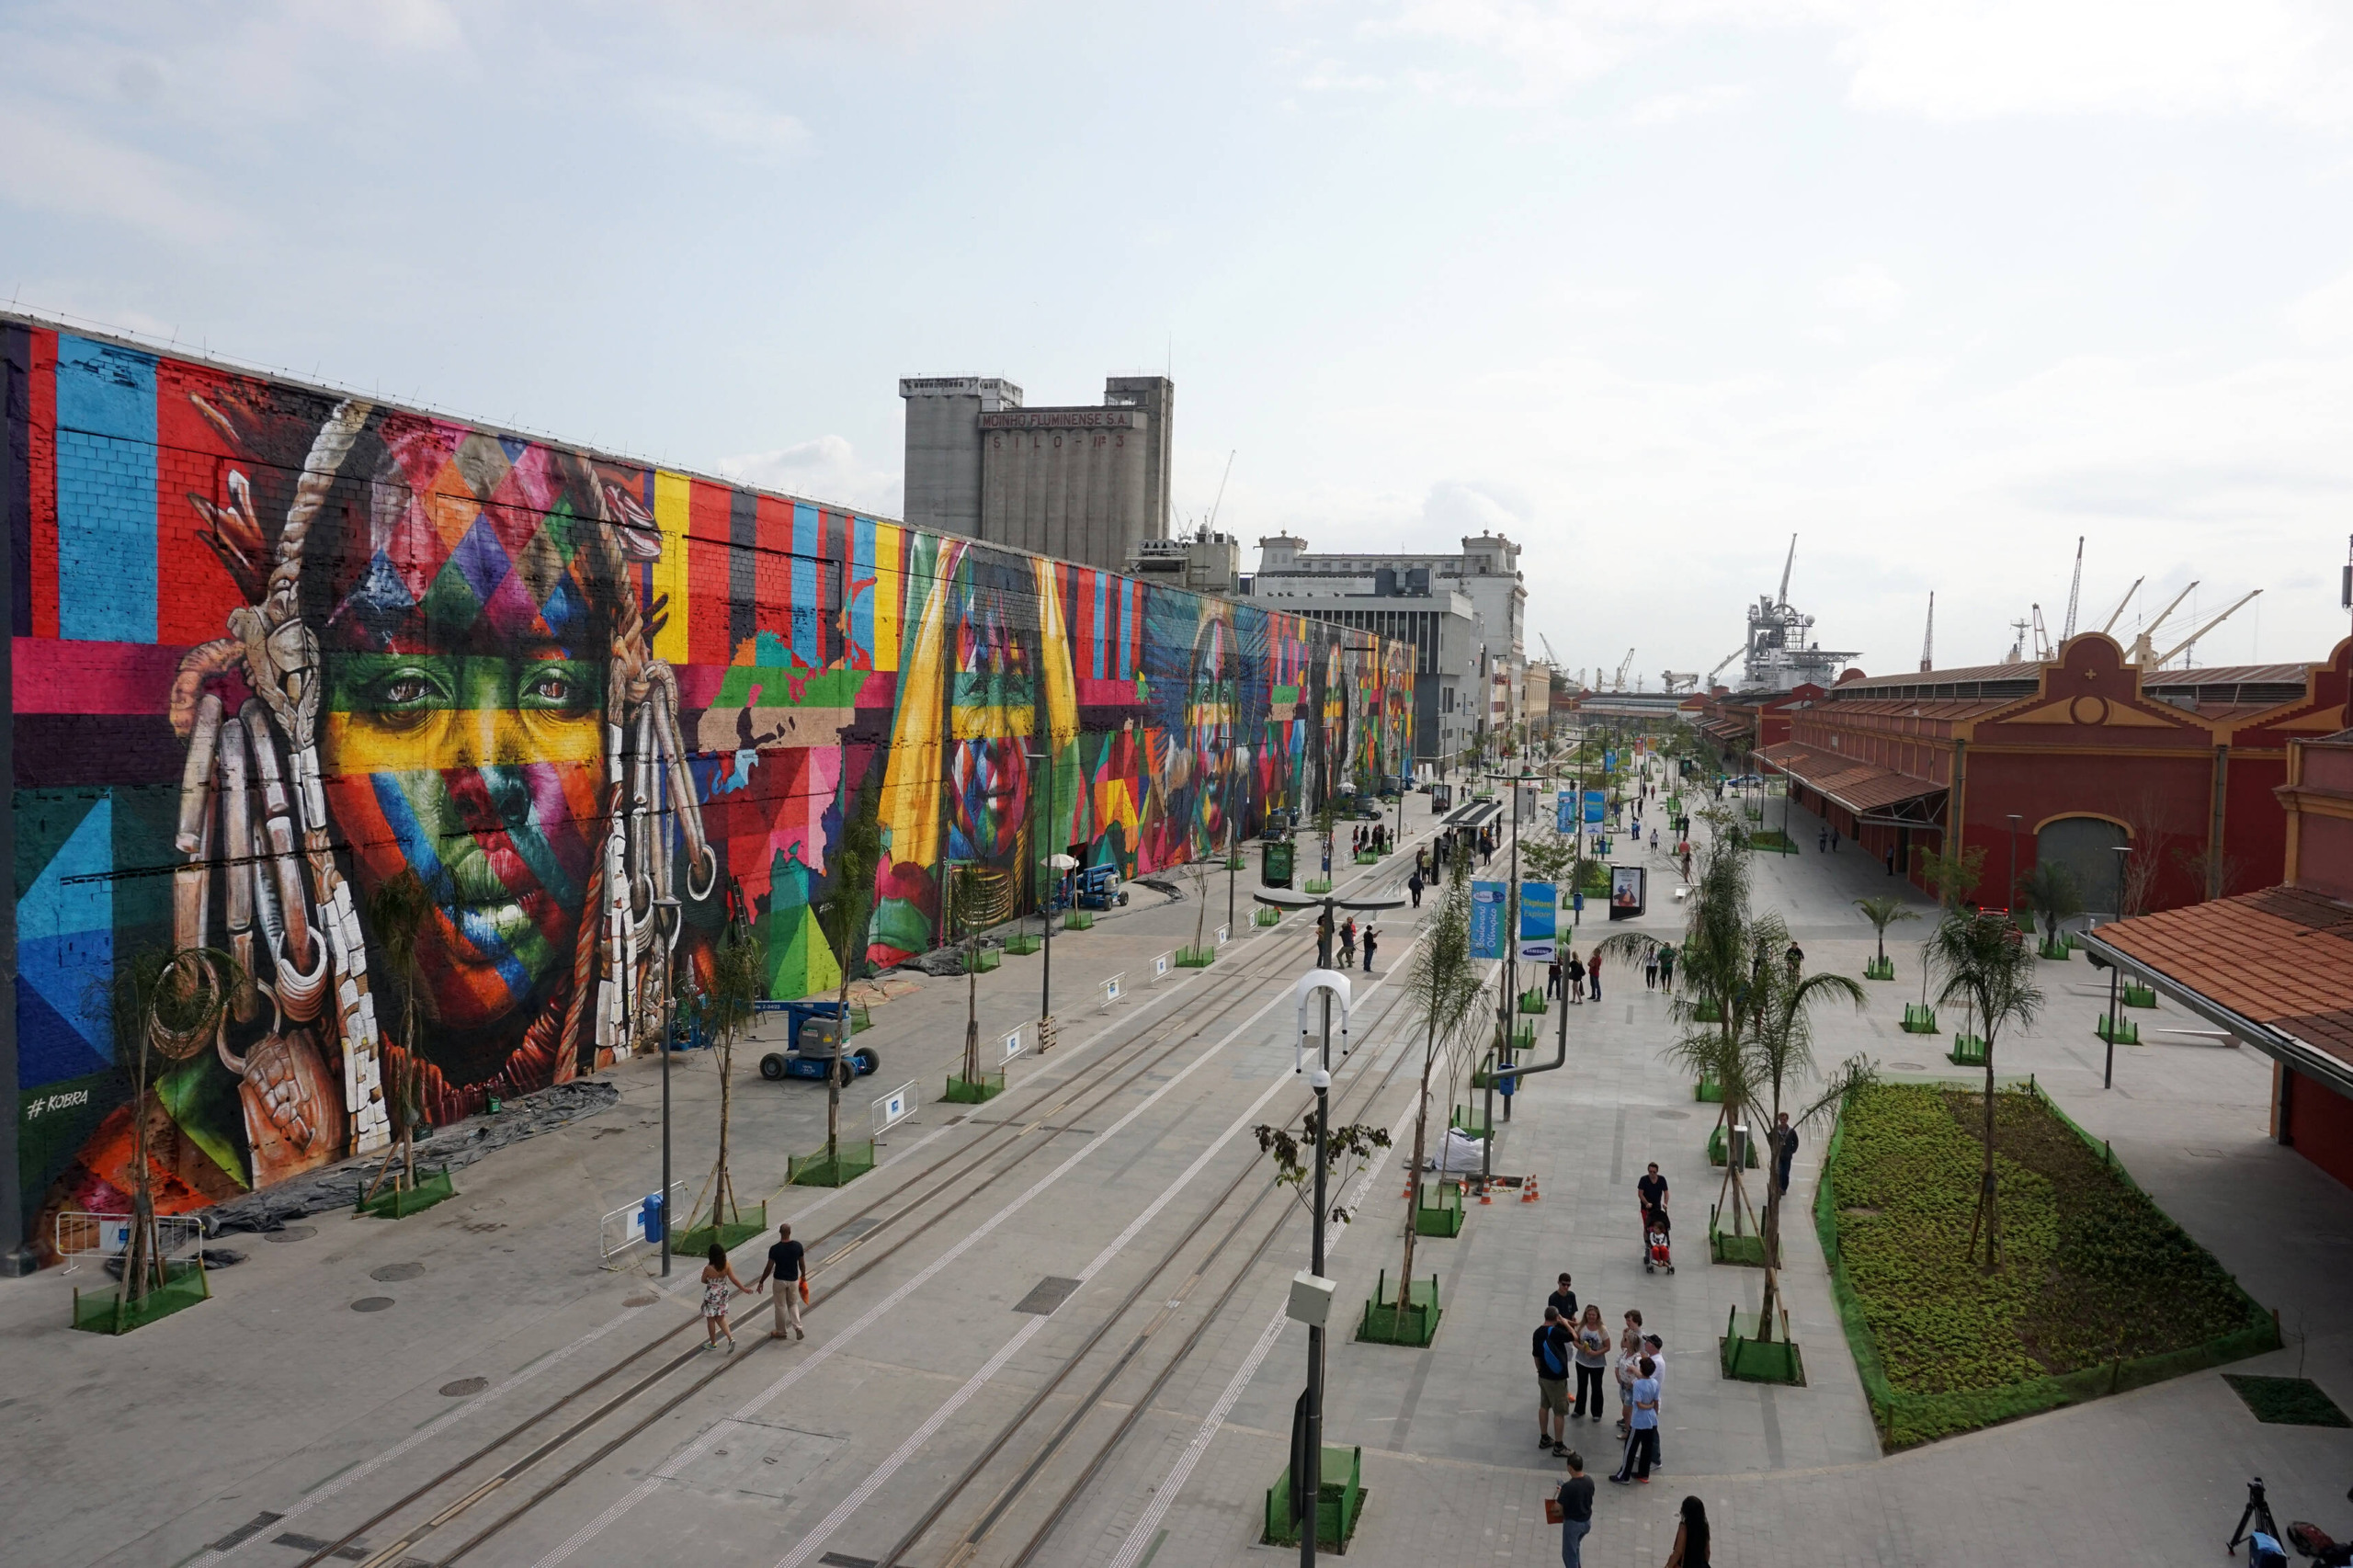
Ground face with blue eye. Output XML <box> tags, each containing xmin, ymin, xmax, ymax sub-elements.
<box><xmin>946</xmin><ymin>579</ymin><xmax>1033</xmax><ymax>865</ymax></box>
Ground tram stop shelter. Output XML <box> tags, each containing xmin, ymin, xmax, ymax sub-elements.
<box><xmin>2083</xmin><ymin>726</ymin><xmax>2353</xmax><ymax>1194</ymax></box>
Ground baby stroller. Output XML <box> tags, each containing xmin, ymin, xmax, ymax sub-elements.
<box><xmin>1641</xmin><ymin>1202</ymin><xmax>1674</xmax><ymax>1275</ymax></box>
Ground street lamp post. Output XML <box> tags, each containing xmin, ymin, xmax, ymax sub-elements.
<box><xmin>651</xmin><ymin>893</ymin><xmax>682</xmax><ymax>1277</ymax></box>
<box><xmin>1252</xmin><ymin>883</ymin><xmax>1404</xmax><ymax>1568</ymax></box>
<box><xmin>1025</xmin><ymin>748</ymin><xmax>1056</xmax><ymax>1051</ymax></box>
<box><xmin>2105</xmin><ymin>843</ymin><xmax>2131</xmax><ymax>1088</ymax></box>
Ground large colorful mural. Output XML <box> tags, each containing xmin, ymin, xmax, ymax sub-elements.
<box><xmin>2</xmin><ymin>319</ymin><xmax>1412</xmax><ymax>1245</ymax></box>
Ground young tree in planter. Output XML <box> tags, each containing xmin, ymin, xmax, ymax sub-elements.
<box><xmin>1910</xmin><ymin>843</ymin><xmax>1986</xmax><ymax>1010</ymax></box>
<box><xmin>93</xmin><ymin>946</ymin><xmax>243</xmax><ymax>1311</ymax></box>
<box><xmin>815</xmin><ymin>794</ymin><xmax>883</xmax><ymax>1169</ymax></box>
<box><xmin>701</xmin><ymin>915</ymin><xmax>767</xmax><ymax>1232</ymax></box>
<box><xmin>1853</xmin><ymin>894</ymin><xmax>1917</xmax><ymax>976</ymax></box>
<box><xmin>950</xmin><ymin>863</ymin><xmax>985</xmax><ymax>1088</ymax></box>
<box><xmin>1392</xmin><ymin>858</ymin><xmax>1486</xmax><ymax>1337</ymax></box>
<box><xmin>1743</xmin><ymin>933</ymin><xmax>1869</xmax><ymax>1338</ymax></box>
<box><xmin>363</xmin><ymin>869</ymin><xmax>434</xmax><ymax>1202</ymax></box>
<box><xmin>2021</xmin><ymin>859</ymin><xmax>2082</xmax><ymax>958</ymax></box>
<box><xmin>1927</xmin><ymin>906</ymin><xmax>2045</xmax><ymax>1270</ymax></box>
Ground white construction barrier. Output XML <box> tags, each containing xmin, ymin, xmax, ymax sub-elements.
<box><xmin>1002</xmin><ymin>1025</ymin><xmax>1028</xmax><ymax>1064</ymax></box>
<box><xmin>598</xmin><ymin>1182</ymin><xmax>688</xmax><ymax>1268</ymax></box>
<box><xmin>1215</xmin><ymin>923</ymin><xmax>1231</xmax><ymax>947</ymax></box>
<box><xmin>1151</xmin><ymin>950</ymin><xmax>1174</xmax><ymax>984</ymax></box>
<box><xmin>54</xmin><ymin>1210</ymin><xmax>204</xmax><ymax>1276</ymax></box>
<box><xmin>1100</xmin><ymin>973</ymin><xmax>1125</xmax><ymax>1012</ymax></box>
<box><xmin>871</xmin><ymin>1080</ymin><xmax>918</xmax><ymax>1137</ymax></box>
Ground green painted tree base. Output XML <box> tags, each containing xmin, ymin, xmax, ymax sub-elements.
<box><xmin>1176</xmin><ymin>946</ymin><xmax>1215</xmax><ymax>967</ymax></box>
<box><xmin>2039</xmin><ymin>937</ymin><xmax>2072</xmax><ymax>960</ymax></box>
<box><xmin>1721</xmin><ymin>1310</ymin><xmax>1805</xmax><ymax>1384</ymax></box>
<box><xmin>1518</xmin><ymin>991</ymin><xmax>1547</xmax><ymax>1015</ymax></box>
<box><xmin>1262</xmin><ymin>1446</ymin><xmax>1367</xmax><ymax>1549</ymax></box>
<box><xmin>2122</xmin><ymin>983</ymin><xmax>2157</xmax><ymax>1008</ymax></box>
<box><xmin>674</xmin><ymin>1216</ymin><xmax>767</xmax><ymax>1256</ymax></box>
<box><xmin>356</xmin><ymin>1166</ymin><xmax>457</xmax><ymax>1219</ymax></box>
<box><xmin>958</xmin><ymin>949</ymin><xmax>1002</xmax><ymax>974</ymax></box>
<box><xmin>1063</xmin><ymin>911</ymin><xmax>1095</xmax><ymax>930</ymax></box>
<box><xmin>1450</xmin><ymin>1107</ymin><xmax>1492</xmax><ymax>1138</ymax></box>
<box><xmin>1693</xmin><ymin>999</ymin><xmax>1723</xmax><ymax>1022</ymax></box>
<box><xmin>1004</xmin><ymin>933</ymin><xmax>1042</xmax><ymax>956</ymax></box>
<box><xmin>943</xmin><ymin>1074</ymin><xmax>1005</xmax><ymax>1104</ymax></box>
<box><xmin>1303</xmin><ymin>878</ymin><xmax>1335</xmax><ymax>894</ymax></box>
<box><xmin>2095</xmin><ymin>1014</ymin><xmax>2141</xmax><ymax>1045</ymax></box>
<box><xmin>1948</xmin><ymin>1036</ymin><xmax>1988</xmax><ymax>1068</ymax></box>
<box><xmin>1694</xmin><ymin>1076</ymin><xmax>1723</xmax><ymax>1103</ymax></box>
<box><xmin>789</xmin><ymin>1144</ymin><xmax>876</xmax><ymax>1187</ymax></box>
<box><xmin>1865</xmin><ymin>958</ymin><xmax>1895</xmax><ymax>981</ymax></box>
<box><xmin>1414</xmin><ymin>1183</ymin><xmax>1466</xmax><ymax>1236</ymax></box>
<box><xmin>1358</xmin><ymin>1271</ymin><xmax>1441</xmax><ymax>1346</ymax></box>
<box><xmin>1710</xmin><ymin>1227</ymin><xmax>1767</xmax><ymax>1267</ymax></box>
<box><xmin>1708</xmin><ymin>1125</ymin><xmax>1761</xmax><ymax>1168</ymax></box>
<box><xmin>1253</xmin><ymin>906</ymin><xmax>1283</xmax><ymax>926</ymax></box>
<box><xmin>72</xmin><ymin>1259</ymin><xmax>209</xmax><ymax>1335</ymax></box>
<box><xmin>1901</xmin><ymin>1004</ymin><xmax>1939</xmax><ymax>1034</ymax></box>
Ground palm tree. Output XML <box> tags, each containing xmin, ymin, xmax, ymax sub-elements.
<box><xmin>363</xmin><ymin>869</ymin><xmax>434</xmax><ymax>1202</ymax></box>
<box><xmin>1910</xmin><ymin>843</ymin><xmax>1985</xmax><ymax>1008</ymax></box>
<box><xmin>2021</xmin><ymin>859</ymin><xmax>2081</xmax><ymax>957</ymax></box>
<box><xmin>1392</xmin><ymin>857</ymin><xmax>1486</xmax><ymax>1335</ymax></box>
<box><xmin>1853</xmin><ymin>894</ymin><xmax>1916</xmax><ymax>976</ymax></box>
<box><xmin>1928</xmin><ymin>906</ymin><xmax>2045</xmax><ymax>1269</ymax></box>
<box><xmin>701</xmin><ymin>916</ymin><xmax>766</xmax><ymax>1231</ymax></box>
<box><xmin>1744</xmin><ymin>937</ymin><xmax>1869</xmax><ymax>1338</ymax></box>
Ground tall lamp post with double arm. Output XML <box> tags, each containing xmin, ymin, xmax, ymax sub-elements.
<box><xmin>1253</xmin><ymin>882</ymin><xmax>1405</xmax><ymax>1568</ymax></box>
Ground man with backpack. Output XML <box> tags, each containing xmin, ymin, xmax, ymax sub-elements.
<box><xmin>1532</xmin><ymin>1305</ymin><xmax>1574</xmax><ymax>1455</ymax></box>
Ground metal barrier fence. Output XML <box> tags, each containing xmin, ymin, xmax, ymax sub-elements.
<box><xmin>1002</xmin><ymin>1024</ymin><xmax>1029</xmax><ymax>1066</ymax></box>
<box><xmin>871</xmin><ymin>1080</ymin><xmax>918</xmax><ymax>1138</ymax></box>
<box><xmin>54</xmin><ymin>1210</ymin><xmax>204</xmax><ymax>1276</ymax></box>
<box><xmin>597</xmin><ymin>1181</ymin><xmax>687</xmax><ymax>1269</ymax></box>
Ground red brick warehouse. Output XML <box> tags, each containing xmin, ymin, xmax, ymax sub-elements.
<box><xmin>1733</xmin><ymin>633</ymin><xmax>2353</xmax><ymax>915</ymax></box>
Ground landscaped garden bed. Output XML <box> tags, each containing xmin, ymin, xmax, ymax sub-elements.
<box><xmin>1819</xmin><ymin>1082</ymin><xmax>2276</xmax><ymax>1449</ymax></box>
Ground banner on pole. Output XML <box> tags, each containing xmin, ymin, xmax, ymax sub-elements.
<box><xmin>1583</xmin><ymin>790</ymin><xmax>1605</xmax><ymax>824</ymax></box>
<box><xmin>1518</xmin><ymin>881</ymin><xmax>1557</xmax><ymax>962</ymax></box>
<box><xmin>1471</xmin><ymin>881</ymin><xmax>1506</xmax><ymax>959</ymax></box>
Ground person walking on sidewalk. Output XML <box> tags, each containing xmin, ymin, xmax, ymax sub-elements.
<box><xmin>754</xmin><ymin>1221</ymin><xmax>806</xmax><ymax>1340</ymax></box>
<box><xmin>1657</xmin><ymin>944</ymin><xmax>1675</xmax><ymax>989</ymax></box>
<box><xmin>1643</xmin><ymin>949</ymin><xmax>1660</xmax><ymax>991</ymax></box>
<box><xmin>1773</xmin><ymin>1110</ymin><xmax>1799</xmax><ymax>1196</ymax></box>
<box><xmin>699</xmin><ymin>1243</ymin><xmax>752</xmax><ymax>1352</ymax></box>
<box><xmin>1571</xmin><ymin>1304</ymin><xmax>1610</xmax><ymax>1422</ymax></box>
<box><xmin>1665</xmin><ymin>1495</ymin><xmax>1711</xmax><ymax>1568</ymax></box>
<box><xmin>1566</xmin><ymin>952</ymin><xmax>1586</xmax><ymax>1004</ymax></box>
<box><xmin>1338</xmin><ymin>918</ymin><xmax>1357</xmax><ymax>967</ymax></box>
<box><xmin>1556</xmin><ymin>1451</ymin><xmax>1595</xmax><ymax>1568</ymax></box>
<box><xmin>1609</xmin><ymin>1356</ymin><xmax>1660</xmax><ymax>1483</ymax></box>
<box><xmin>1361</xmin><ymin>926</ymin><xmax>1378</xmax><ymax>972</ymax></box>
<box><xmin>1408</xmin><ymin>869</ymin><xmax>1425</xmax><ymax>908</ymax></box>
<box><xmin>1548</xmin><ymin>957</ymin><xmax>1563</xmax><ymax>1000</ymax></box>
<box><xmin>1533</xmin><ymin>1306</ymin><xmax>1574</xmax><ymax>1455</ymax></box>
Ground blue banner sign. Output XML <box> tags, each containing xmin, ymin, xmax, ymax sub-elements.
<box><xmin>1557</xmin><ymin>795</ymin><xmax>1575</xmax><ymax>833</ymax></box>
<box><xmin>1471</xmin><ymin>881</ymin><xmax>1506</xmax><ymax>959</ymax></box>
<box><xmin>1583</xmin><ymin>790</ymin><xmax>1605</xmax><ymax>824</ymax></box>
<box><xmin>1518</xmin><ymin>881</ymin><xmax>1558</xmax><ymax>962</ymax></box>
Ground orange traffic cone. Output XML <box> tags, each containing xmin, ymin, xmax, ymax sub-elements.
<box><xmin>1479</xmin><ymin>1184</ymin><xmax>1494</xmax><ymax>1205</ymax></box>
<box><xmin>1522</xmin><ymin>1178</ymin><xmax>1540</xmax><ymax>1203</ymax></box>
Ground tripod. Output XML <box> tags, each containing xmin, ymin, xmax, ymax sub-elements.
<box><xmin>2229</xmin><ymin>1477</ymin><xmax>2281</xmax><ymax>1557</ymax></box>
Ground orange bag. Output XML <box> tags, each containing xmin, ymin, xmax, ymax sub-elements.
<box><xmin>799</xmin><ymin>1277</ymin><xmax>810</xmax><ymax>1303</ymax></box>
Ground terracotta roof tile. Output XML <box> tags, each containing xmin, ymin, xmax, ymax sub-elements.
<box><xmin>1756</xmin><ymin>741</ymin><xmax>1944</xmax><ymax>813</ymax></box>
<box><xmin>2095</xmin><ymin>888</ymin><xmax>2353</xmax><ymax>1069</ymax></box>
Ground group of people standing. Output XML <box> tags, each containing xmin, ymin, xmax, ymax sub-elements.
<box><xmin>1545</xmin><ymin>949</ymin><xmax>1607</xmax><ymax>1004</ymax></box>
<box><xmin>1534</xmin><ymin>1270</ymin><xmax>1710</xmax><ymax>1566</ymax></box>
<box><xmin>1351</xmin><ymin>823</ymin><xmax>1391</xmax><ymax>856</ymax></box>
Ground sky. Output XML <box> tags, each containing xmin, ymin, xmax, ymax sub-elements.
<box><xmin>5</xmin><ymin>0</ymin><xmax>2352</xmax><ymax>683</ymax></box>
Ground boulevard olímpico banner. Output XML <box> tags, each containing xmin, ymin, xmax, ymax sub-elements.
<box><xmin>1583</xmin><ymin>790</ymin><xmax>1606</xmax><ymax>824</ymax></box>
<box><xmin>1518</xmin><ymin>881</ymin><xmax>1557</xmax><ymax>962</ymax></box>
<box><xmin>1471</xmin><ymin>881</ymin><xmax>1506</xmax><ymax>959</ymax></box>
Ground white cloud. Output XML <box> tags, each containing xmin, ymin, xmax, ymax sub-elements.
<box><xmin>0</xmin><ymin>102</ymin><xmax>233</xmax><ymax>243</ymax></box>
<box><xmin>718</xmin><ymin>436</ymin><xmax>900</xmax><ymax>517</ymax></box>
<box><xmin>634</xmin><ymin>81</ymin><xmax>809</xmax><ymax>158</ymax></box>
<box><xmin>1627</xmin><ymin>83</ymin><xmax>1748</xmax><ymax>124</ymax></box>
<box><xmin>1838</xmin><ymin>0</ymin><xmax>2353</xmax><ymax>127</ymax></box>
<box><xmin>1820</xmin><ymin>262</ymin><xmax>1906</xmax><ymax>323</ymax></box>
<box><xmin>2287</xmin><ymin>267</ymin><xmax>2353</xmax><ymax>344</ymax></box>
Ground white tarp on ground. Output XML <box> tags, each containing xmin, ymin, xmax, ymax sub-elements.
<box><xmin>1424</xmin><ymin>1128</ymin><xmax>1488</xmax><ymax>1174</ymax></box>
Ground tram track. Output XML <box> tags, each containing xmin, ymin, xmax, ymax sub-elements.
<box><xmin>875</xmin><ymin>948</ymin><xmax>1448</xmax><ymax>1568</ymax></box>
<box><xmin>280</xmin><ymin>837</ymin><xmax>1431</xmax><ymax>1568</ymax></box>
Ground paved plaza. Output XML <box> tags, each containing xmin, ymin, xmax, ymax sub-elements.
<box><xmin>4</xmin><ymin>778</ymin><xmax>2350</xmax><ymax>1568</ymax></box>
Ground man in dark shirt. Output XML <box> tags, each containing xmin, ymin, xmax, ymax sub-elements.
<box><xmin>1557</xmin><ymin>1449</ymin><xmax>1595</xmax><ymax>1566</ymax></box>
<box><xmin>1546</xmin><ymin>1272</ymin><xmax>1578</xmax><ymax>1323</ymax></box>
<box><xmin>1774</xmin><ymin>1111</ymin><xmax>1800</xmax><ymax>1196</ymax></box>
<box><xmin>1532</xmin><ymin>1306</ymin><xmax>1573</xmax><ymax>1454</ymax></box>
<box><xmin>754</xmin><ymin>1221</ymin><xmax>807</xmax><ymax>1340</ymax></box>
<box><xmin>1637</xmin><ymin>1164</ymin><xmax>1668</xmax><ymax>1222</ymax></box>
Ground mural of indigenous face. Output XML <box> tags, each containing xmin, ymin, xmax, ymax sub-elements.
<box><xmin>1188</xmin><ymin>608</ymin><xmax>1240</xmax><ymax>852</ymax></box>
<box><xmin>873</xmin><ymin>538</ymin><xmax>1075</xmax><ymax>960</ymax></box>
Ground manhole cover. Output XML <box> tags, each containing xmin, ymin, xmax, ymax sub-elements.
<box><xmin>350</xmin><ymin>1297</ymin><xmax>394</xmax><ymax>1312</ymax></box>
<box><xmin>1652</xmin><ymin>1110</ymin><xmax>1690</xmax><ymax>1120</ymax></box>
<box><xmin>439</xmin><ymin>1377</ymin><xmax>488</xmax><ymax>1397</ymax></box>
<box><xmin>370</xmin><ymin>1261</ymin><xmax>426</xmax><ymax>1282</ymax></box>
<box><xmin>263</xmin><ymin>1226</ymin><xmax>317</xmax><ymax>1244</ymax></box>
<box><xmin>624</xmin><ymin>1292</ymin><xmax>658</xmax><ymax>1308</ymax></box>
